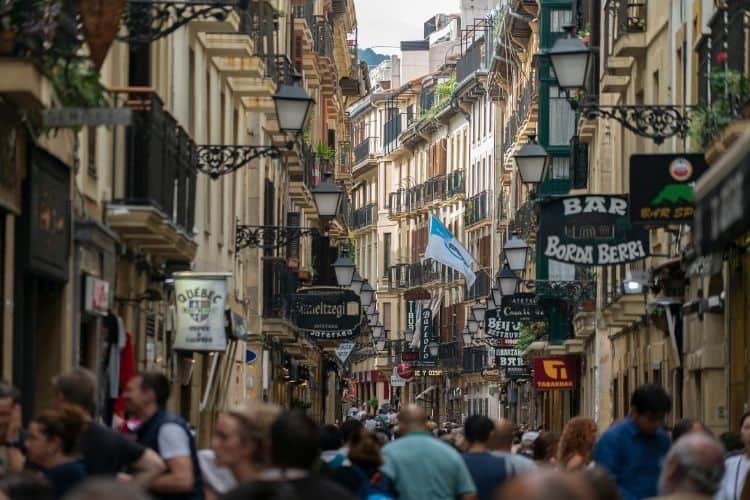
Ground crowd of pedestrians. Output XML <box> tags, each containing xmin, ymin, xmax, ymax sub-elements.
<box><xmin>2</xmin><ymin>375</ymin><xmax>750</xmax><ymax>500</ymax></box>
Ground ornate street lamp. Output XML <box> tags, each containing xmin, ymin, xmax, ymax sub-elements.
<box><xmin>273</xmin><ymin>81</ymin><xmax>315</xmax><ymax>134</ymax></box>
<box><xmin>372</xmin><ymin>323</ymin><xmax>384</xmax><ymax>339</ymax></box>
<box><xmin>427</xmin><ymin>340</ymin><xmax>440</xmax><ymax>357</ymax></box>
<box><xmin>360</xmin><ymin>281</ymin><xmax>375</xmax><ymax>308</ymax></box>
<box><xmin>503</xmin><ymin>234</ymin><xmax>530</xmax><ymax>272</ymax></box>
<box><xmin>514</xmin><ymin>135</ymin><xmax>549</xmax><ymax>185</ymax></box>
<box><xmin>349</xmin><ymin>271</ymin><xmax>364</xmax><ymax>295</ymax></box>
<box><xmin>491</xmin><ymin>279</ymin><xmax>503</xmax><ymax>307</ymax></box>
<box><xmin>468</xmin><ymin>317</ymin><xmax>479</xmax><ymax>334</ymax></box>
<box><xmin>548</xmin><ymin>27</ymin><xmax>591</xmax><ymax>91</ymax></box>
<box><xmin>374</xmin><ymin>338</ymin><xmax>386</xmax><ymax>351</ymax></box>
<box><xmin>312</xmin><ymin>172</ymin><xmax>344</xmax><ymax>218</ymax></box>
<box><xmin>471</xmin><ymin>301</ymin><xmax>487</xmax><ymax>323</ymax></box>
<box><xmin>462</xmin><ymin>327</ymin><xmax>472</xmax><ymax>345</ymax></box>
<box><xmin>497</xmin><ymin>264</ymin><xmax>520</xmax><ymax>297</ymax></box>
<box><xmin>333</xmin><ymin>248</ymin><xmax>356</xmax><ymax>287</ymax></box>
<box><xmin>368</xmin><ymin>311</ymin><xmax>379</xmax><ymax>326</ymax></box>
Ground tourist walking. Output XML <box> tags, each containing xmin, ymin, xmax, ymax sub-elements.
<box><xmin>488</xmin><ymin>419</ymin><xmax>536</xmax><ymax>477</ymax></box>
<box><xmin>330</xmin><ymin>427</ymin><xmax>395</xmax><ymax>499</ymax></box>
<box><xmin>0</xmin><ymin>382</ymin><xmax>24</xmax><ymax>477</ymax></box>
<box><xmin>717</xmin><ymin>411</ymin><xmax>750</xmax><ymax>499</ymax></box>
<box><xmin>124</xmin><ymin>371</ymin><xmax>203</xmax><ymax>500</ymax></box>
<box><xmin>558</xmin><ymin>417</ymin><xmax>598</xmax><ymax>470</ymax></box>
<box><xmin>380</xmin><ymin>405</ymin><xmax>477</xmax><ymax>500</ymax></box>
<box><xmin>533</xmin><ymin>432</ymin><xmax>560</xmax><ymax>466</ymax></box>
<box><xmin>461</xmin><ymin>415</ymin><xmax>508</xmax><ymax>500</ymax></box>
<box><xmin>593</xmin><ymin>384</ymin><xmax>672</xmax><ymax>500</ymax></box>
<box><xmin>652</xmin><ymin>432</ymin><xmax>724</xmax><ymax>499</ymax></box>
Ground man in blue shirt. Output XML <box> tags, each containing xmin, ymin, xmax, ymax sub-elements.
<box><xmin>593</xmin><ymin>384</ymin><xmax>672</xmax><ymax>500</ymax></box>
<box><xmin>462</xmin><ymin>415</ymin><xmax>507</xmax><ymax>500</ymax></box>
<box><xmin>381</xmin><ymin>405</ymin><xmax>477</xmax><ymax>500</ymax></box>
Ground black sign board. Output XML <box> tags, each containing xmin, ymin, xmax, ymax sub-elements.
<box><xmin>500</xmin><ymin>294</ymin><xmax>546</xmax><ymax>322</ymax></box>
<box><xmin>419</xmin><ymin>306</ymin><xmax>437</xmax><ymax>367</ymax></box>
<box><xmin>485</xmin><ymin>309</ymin><xmax>527</xmax><ymax>373</ymax></box>
<box><xmin>630</xmin><ymin>154</ymin><xmax>708</xmax><ymax>225</ymax></box>
<box><xmin>28</xmin><ymin>148</ymin><xmax>70</xmax><ymax>282</ymax></box>
<box><xmin>292</xmin><ymin>287</ymin><xmax>361</xmax><ymax>340</ymax></box>
<box><xmin>695</xmin><ymin>151</ymin><xmax>750</xmax><ymax>255</ymax></box>
<box><xmin>405</xmin><ymin>300</ymin><xmax>418</xmax><ymax>336</ymax></box>
<box><xmin>538</xmin><ymin>195</ymin><xmax>650</xmax><ymax>265</ymax></box>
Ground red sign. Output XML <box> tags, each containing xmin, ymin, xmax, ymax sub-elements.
<box><xmin>532</xmin><ymin>356</ymin><xmax>577</xmax><ymax>391</ymax></box>
<box><xmin>396</xmin><ymin>363</ymin><xmax>414</xmax><ymax>380</ymax></box>
<box><xmin>401</xmin><ymin>351</ymin><xmax>419</xmax><ymax>362</ymax></box>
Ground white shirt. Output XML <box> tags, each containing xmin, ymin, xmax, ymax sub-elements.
<box><xmin>197</xmin><ymin>449</ymin><xmax>237</xmax><ymax>494</ymax></box>
<box><xmin>717</xmin><ymin>455</ymin><xmax>750</xmax><ymax>500</ymax></box>
<box><xmin>157</xmin><ymin>423</ymin><xmax>192</xmax><ymax>460</ymax></box>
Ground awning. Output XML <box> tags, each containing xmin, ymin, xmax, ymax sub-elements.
<box><xmin>694</xmin><ymin>128</ymin><xmax>750</xmax><ymax>254</ymax></box>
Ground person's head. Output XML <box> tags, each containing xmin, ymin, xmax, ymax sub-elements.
<box><xmin>464</xmin><ymin>415</ymin><xmax>495</xmax><ymax>445</ymax></box>
<box><xmin>0</xmin><ymin>381</ymin><xmax>20</xmax><ymax>437</ymax></box>
<box><xmin>270</xmin><ymin>411</ymin><xmax>320</xmax><ymax>470</ymax></box>
<box><xmin>319</xmin><ymin>424</ymin><xmax>343</xmax><ymax>452</ymax></box>
<box><xmin>582</xmin><ymin>466</ymin><xmax>620</xmax><ymax>500</ymax></box>
<box><xmin>52</xmin><ymin>368</ymin><xmax>97</xmax><ymax>417</ymax></box>
<box><xmin>0</xmin><ymin>471</ymin><xmax>55</xmax><ymax>500</ymax></box>
<box><xmin>340</xmin><ymin>418</ymin><xmax>364</xmax><ymax>446</ymax></box>
<box><xmin>558</xmin><ymin>417</ymin><xmax>597</xmax><ymax>465</ymax></box>
<box><xmin>658</xmin><ymin>432</ymin><xmax>725</xmax><ymax>496</ymax></box>
<box><xmin>495</xmin><ymin>469</ymin><xmax>594</xmax><ymax>500</ymax></box>
<box><xmin>62</xmin><ymin>478</ymin><xmax>150</xmax><ymax>500</ymax></box>
<box><xmin>348</xmin><ymin>427</ymin><xmax>383</xmax><ymax>470</ymax></box>
<box><xmin>489</xmin><ymin>418</ymin><xmax>514</xmax><ymax>452</ymax></box>
<box><xmin>739</xmin><ymin>411</ymin><xmax>750</xmax><ymax>454</ymax></box>
<box><xmin>532</xmin><ymin>432</ymin><xmax>559</xmax><ymax>464</ymax></box>
<box><xmin>212</xmin><ymin>403</ymin><xmax>280</xmax><ymax>470</ymax></box>
<box><xmin>124</xmin><ymin>371</ymin><xmax>170</xmax><ymax>418</ymax></box>
<box><xmin>397</xmin><ymin>404</ymin><xmax>428</xmax><ymax>434</ymax></box>
<box><xmin>671</xmin><ymin>418</ymin><xmax>708</xmax><ymax>444</ymax></box>
<box><xmin>629</xmin><ymin>384</ymin><xmax>672</xmax><ymax>434</ymax></box>
<box><xmin>26</xmin><ymin>405</ymin><xmax>89</xmax><ymax>469</ymax></box>
<box><xmin>719</xmin><ymin>431</ymin><xmax>744</xmax><ymax>454</ymax></box>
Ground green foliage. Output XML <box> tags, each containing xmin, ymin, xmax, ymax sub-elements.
<box><xmin>315</xmin><ymin>141</ymin><xmax>335</xmax><ymax>162</ymax></box>
<box><xmin>516</xmin><ymin>322</ymin><xmax>547</xmax><ymax>352</ymax></box>
<box><xmin>367</xmin><ymin>398</ymin><xmax>379</xmax><ymax>410</ymax></box>
<box><xmin>689</xmin><ymin>69</ymin><xmax>750</xmax><ymax>149</ymax></box>
<box><xmin>51</xmin><ymin>59</ymin><xmax>109</xmax><ymax>109</ymax></box>
<box><xmin>436</xmin><ymin>75</ymin><xmax>456</xmax><ymax>102</ymax></box>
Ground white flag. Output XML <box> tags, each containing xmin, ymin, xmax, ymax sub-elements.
<box><xmin>424</xmin><ymin>214</ymin><xmax>477</xmax><ymax>288</ymax></box>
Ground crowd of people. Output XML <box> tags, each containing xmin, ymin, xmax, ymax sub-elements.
<box><xmin>0</xmin><ymin>374</ymin><xmax>749</xmax><ymax>500</ymax></box>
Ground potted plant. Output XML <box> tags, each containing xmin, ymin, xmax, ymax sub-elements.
<box><xmin>647</xmin><ymin>303</ymin><xmax>668</xmax><ymax>333</ymax></box>
<box><xmin>577</xmin><ymin>23</ymin><xmax>592</xmax><ymax>46</ymax></box>
<box><xmin>367</xmin><ymin>398</ymin><xmax>379</xmax><ymax>412</ymax></box>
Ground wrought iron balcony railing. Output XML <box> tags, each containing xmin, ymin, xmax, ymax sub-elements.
<box><xmin>462</xmin><ymin>346</ymin><xmax>488</xmax><ymax>373</ymax></box>
<box><xmin>501</xmin><ymin>75</ymin><xmax>536</xmax><ymax>164</ymax></box>
<box><xmin>447</xmin><ymin>169</ymin><xmax>465</xmax><ymax>197</ymax></box>
<box><xmin>291</xmin><ymin>0</ymin><xmax>315</xmax><ymax>28</ymax></box>
<box><xmin>465</xmin><ymin>190</ymin><xmax>490</xmax><ymax>226</ymax></box>
<box><xmin>312</xmin><ymin>16</ymin><xmax>333</xmax><ymax>59</ymax></box>
<box><xmin>115</xmin><ymin>89</ymin><xmax>196</xmax><ymax>234</ymax></box>
<box><xmin>262</xmin><ymin>258</ymin><xmax>299</xmax><ymax>319</ymax></box>
<box><xmin>466</xmin><ymin>269</ymin><xmax>491</xmax><ymax>301</ymax></box>
<box><xmin>351</xmin><ymin>203</ymin><xmax>376</xmax><ymax>229</ymax></box>
<box><xmin>383</xmin><ymin>112</ymin><xmax>403</xmax><ymax>154</ymax></box>
<box><xmin>353</xmin><ymin>137</ymin><xmax>379</xmax><ymax>167</ymax></box>
<box><xmin>456</xmin><ymin>40</ymin><xmax>483</xmax><ymax>83</ymax></box>
<box><xmin>604</xmin><ymin>0</ymin><xmax>647</xmax><ymax>56</ymax></box>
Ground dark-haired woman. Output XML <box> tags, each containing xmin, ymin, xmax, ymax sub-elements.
<box><xmin>331</xmin><ymin>427</ymin><xmax>395</xmax><ymax>499</ymax></box>
<box><xmin>24</xmin><ymin>405</ymin><xmax>88</xmax><ymax>498</ymax></box>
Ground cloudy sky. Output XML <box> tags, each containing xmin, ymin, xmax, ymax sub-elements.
<box><xmin>354</xmin><ymin>0</ymin><xmax>460</xmax><ymax>54</ymax></box>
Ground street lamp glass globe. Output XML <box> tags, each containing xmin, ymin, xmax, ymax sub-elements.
<box><xmin>372</xmin><ymin>324</ymin><xmax>384</xmax><ymax>338</ymax></box>
<box><xmin>548</xmin><ymin>30</ymin><xmax>591</xmax><ymax>91</ymax></box>
<box><xmin>333</xmin><ymin>249</ymin><xmax>356</xmax><ymax>287</ymax></box>
<box><xmin>428</xmin><ymin>340</ymin><xmax>440</xmax><ymax>357</ymax></box>
<box><xmin>311</xmin><ymin>173</ymin><xmax>343</xmax><ymax>218</ymax></box>
<box><xmin>349</xmin><ymin>271</ymin><xmax>364</xmax><ymax>295</ymax></box>
<box><xmin>368</xmin><ymin>311</ymin><xmax>379</xmax><ymax>326</ymax></box>
<box><xmin>503</xmin><ymin>234</ymin><xmax>530</xmax><ymax>272</ymax></box>
<box><xmin>360</xmin><ymin>281</ymin><xmax>374</xmax><ymax>308</ymax></box>
<box><xmin>374</xmin><ymin>339</ymin><xmax>386</xmax><ymax>351</ymax></box>
<box><xmin>471</xmin><ymin>302</ymin><xmax>487</xmax><ymax>323</ymax></box>
<box><xmin>498</xmin><ymin>264</ymin><xmax>519</xmax><ymax>296</ymax></box>
<box><xmin>514</xmin><ymin>135</ymin><xmax>549</xmax><ymax>185</ymax></box>
<box><xmin>491</xmin><ymin>283</ymin><xmax>503</xmax><ymax>306</ymax></box>
<box><xmin>468</xmin><ymin>318</ymin><xmax>479</xmax><ymax>334</ymax></box>
<box><xmin>462</xmin><ymin>327</ymin><xmax>472</xmax><ymax>345</ymax></box>
<box><xmin>272</xmin><ymin>81</ymin><xmax>315</xmax><ymax>134</ymax></box>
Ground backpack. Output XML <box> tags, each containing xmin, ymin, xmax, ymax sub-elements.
<box><xmin>352</xmin><ymin>466</ymin><xmax>396</xmax><ymax>500</ymax></box>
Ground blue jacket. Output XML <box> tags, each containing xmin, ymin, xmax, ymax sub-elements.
<box><xmin>593</xmin><ymin>417</ymin><xmax>670</xmax><ymax>500</ymax></box>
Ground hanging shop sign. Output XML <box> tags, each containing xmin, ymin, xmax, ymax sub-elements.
<box><xmin>28</xmin><ymin>148</ymin><xmax>70</xmax><ymax>281</ymax></box>
<box><xmin>245</xmin><ymin>349</ymin><xmax>257</xmax><ymax>364</ymax></box>
<box><xmin>694</xmin><ymin>146</ymin><xmax>750</xmax><ymax>255</ymax></box>
<box><xmin>419</xmin><ymin>305</ymin><xmax>437</xmax><ymax>367</ymax></box>
<box><xmin>532</xmin><ymin>355</ymin><xmax>578</xmax><ymax>391</ymax></box>
<box><xmin>405</xmin><ymin>299</ymin><xmax>419</xmax><ymax>337</ymax></box>
<box><xmin>172</xmin><ymin>272</ymin><xmax>230</xmax><ymax>352</ymax></box>
<box><xmin>538</xmin><ymin>195</ymin><xmax>650</xmax><ymax>265</ymax></box>
<box><xmin>396</xmin><ymin>362</ymin><xmax>415</xmax><ymax>380</ymax></box>
<box><xmin>401</xmin><ymin>351</ymin><xmax>419</xmax><ymax>362</ymax></box>
<box><xmin>485</xmin><ymin>309</ymin><xmax>527</xmax><ymax>373</ymax></box>
<box><xmin>414</xmin><ymin>369</ymin><xmax>443</xmax><ymax>377</ymax></box>
<box><xmin>500</xmin><ymin>293</ymin><xmax>546</xmax><ymax>322</ymax></box>
<box><xmin>629</xmin><ymin>154</ymin><xmax>708</xmax><ymax>225</ymax></box>
<box><xmin>84</xmin><ymin>276</ymin><xmax>109</xmax><ymax>316</ymax></box>
<box><xmin>335</xmin><ymin>342</ymin><xmax>356</xmax><ymax>363</ymax></box>
<box><xmin>227</xmin><ymin>311</ymin><xmax>249</xmax><ymax>341</ymax></box>
<box><xmin>292</xmin><ymin>287</ymin><xmax>361</xmax><ymax>340</ymax></box>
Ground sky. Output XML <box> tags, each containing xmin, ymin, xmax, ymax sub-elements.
<box><xmin>354</xmin><ymin>0</ymin><xmax>460</xmax><ymax>55</ymax></box>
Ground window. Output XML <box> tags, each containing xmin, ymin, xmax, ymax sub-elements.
<box><xmin>87</xmin><ymin>127</ymin><xmax>97</xmax><ymax>178</ymax></box>
<box><xmin>383</xmin><ymin>233</ymin><xmax>392</xmax><ymax>276</ymax></box>
<box><xmin>548</xmin><ymin>86</ymin><xmax>575</xmax><ymax>145</ymax></box>
<box><xmin>188</xmin><ymin>48</ymin><xmax>195</xmax><ymax>135</ymax></box>
<box><xmin>550</xmin><ymin>157</ymin><xmax>570</xmax><ymax>180</ymax></box>
<box><xmin>383</xmin><ymin>302</ymin><xmax>391</xmax><ymax>334</ymax></box>
<box><xmin>550</xmin><ymin>9</ymin><xmax>573</xmax><ymax>32</ymax></box>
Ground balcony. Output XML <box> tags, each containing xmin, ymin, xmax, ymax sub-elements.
<box><xmin>604</xmin><ymin>0</ymin><xmax>647</xmax><ymax>58</ymax></box>
<box><xmin>383</xmin><ymin>112</ymin><xmax>403</xmax><ymax>154</ymax></box>
<box><xmin>107</xmin><ymin>89</ymin><xmax>197</xmax><ymax>263</ymax></box>
<box><xmin>456</xmin><ymin>42</ymin><xmax>484</xmax><ymax>84</ymax></box>
<box><xmin>465</xmin><ymin>190</ymin><xmax>490</xmax><ymax>227</ymax></box>
<box><xmin>501</xmin><ymin>76</ymin><xmax>537</xmax><ymax>167</ymax></box>
<box><xmin>351</xmin><ymin>203</ymin><xmax>376</xmax><ymax>230</ymax></box>
<box><xmin>262</xmin><ymin>258</ymin><xmax>299</xmax><ymax>319</ymax></box>
<box><xmin>386</xmin><ymin>261</ymin><xmax>461</xmax><ymax>290</ymax></box>
<box><xmin>288</xmin><ymin>144</ymin><xmax>323</xmax><ymax>209</ymax></box>
<box><xmin>447</xmin><ymin>169</ymin><xmax>465</xmax><ymax>197</ymax></box>
<box><xmin>352</xmin><ymin>137</ymin><xmax>378</xmax><ymax>175</ymax></box>
<box><xmin>462</xmin><ymin>347</ymin><xmax>488</xmax><ymax>373</ymax></box>
<box><xmin>466</xmin><ymin>270</ymin><xmax>491</xmax><ymax>301</ymax></box>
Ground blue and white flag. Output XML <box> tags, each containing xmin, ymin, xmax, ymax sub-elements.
<box><xmin>424</xmin><ymin>214</ymin><xmax>477</xmax><ymax>288</ymax></box>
